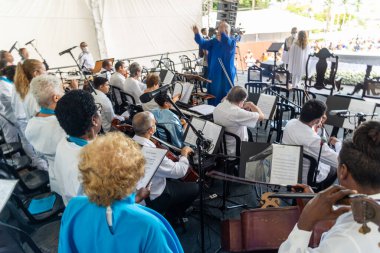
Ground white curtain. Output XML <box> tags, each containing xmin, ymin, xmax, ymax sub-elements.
<box><xmin>0</xmin><ymin>0</ymin><xmax>202</xmax><ymax>68</ymax></box>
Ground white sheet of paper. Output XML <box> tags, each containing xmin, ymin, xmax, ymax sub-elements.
<box><xmin>163</xmin><ymin>70</ymin><xmax>175</xmax><ymax>85</ymax></box>
<box><xmin>180</xmin><ymin>82</ymin><xmax>194</xmax><ymax>103</ymax></box>
<box><xmin>202</xmin><ymin>121</ymin><xmax>223</xmax><ymax>153</ymax></box>
<box><xmin>136</xmin><ymin>147</ymin><xmax>167</xmax><ymax>189</ymax></box>
<box><xmin>256</xmin><ymin>94</ymin><xmax>277</xmax><ymax>120</ymax></box>
<box><xmin>343</xmin><ymin>100</ymin><xmax>376</xmax><ymax>130</ymax></box>
<box><xmin>0</xmin><ymin>179</ymin><xmax>18</xmax><ymax>213</ymax></box>
<box><xmin>189</xmin><ymin>104</ymin><xmax>215</xmax><ymax>115</ymax></box>
<box><xmin>184</xmin><ymin>117</ymin><xmax>206</xmax><ymax>147</ymax></box>
<box><xmin>270</xmin><ymin>144</ymin><xmax>301</xmax><ymax>185</ymax></box>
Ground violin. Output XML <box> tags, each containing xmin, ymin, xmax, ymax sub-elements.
<box><xmin>112</xmin><ymin>118</ymin><xmax>199</xmax><ymax>182</ymax></box>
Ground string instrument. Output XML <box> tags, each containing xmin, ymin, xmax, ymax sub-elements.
<box><xmin>351</xmin><ymin>196</ymin><xmax>380</xmax><ymax>233</ymax></box>
<box><xmin>111</xmin><ymin>119</ymin><xmax>199</xmax><ymax>182</ymax></box>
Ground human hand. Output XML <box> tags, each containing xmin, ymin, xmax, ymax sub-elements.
<box><xmin>329</xmin><ymin>137</ymin><xmax>340</xmax><ymax>146</ymax></box>
<box><xmin>192</xmin><ymin>25</ymin><xmax>199</xmax><ymax>34</ymax></box>
<box><xmin>135</xmin><ymin>185</ymin><xmax>151</xmax><ymax>203</ymax></box>
<box><xmin>291</xmin><ymin>184</ymin><xmax>314</xmax><ymax>194</ymax></box>
<box><xmin>181</xmin><ymin>146</ymin><xmax>194</xmax><ymax>157</ymax></box>
<box><xmin>173</xmin><ymin>93</ymin><xmax>181</xmax><ymax>103</ymax></box>
<box><xmin>297</xmin><ymin>185</ymin><xmax>356</xmax><ymax>231</ymax></box>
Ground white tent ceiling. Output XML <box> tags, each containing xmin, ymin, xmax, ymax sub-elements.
<box><xmin>0</xmin><ymin>0</ymin><xmax>202</xmax><ymax>68</ymax></box>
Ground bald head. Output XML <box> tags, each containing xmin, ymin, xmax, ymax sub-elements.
<box><xmin>132</xmin><ymin>112</ymin><xmax>155</xmax><ymax>136</ymax></box>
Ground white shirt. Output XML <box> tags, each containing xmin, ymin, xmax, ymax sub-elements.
<box><xmin>0</xmin><ymin>78</ymin><xmax>18</xmax><ymax>143</ymax></box>
<box><xmin>78</xmin><ymin>51</ymin><xmax>95</xmax><ymax>71</ymax></box>
<box><xmin>213</xmin><ymin>100</ymin><xmax>259</xmax><ymax>155</ymax></box>
<box><xmin>23</xmin><ymin>90</ymin><xmax>40</xmax><ymax>119</ymax></box>
<box><xmin>25</xmin><ymin>115</ymin><xmax>67</xmax><ymax>194</ymax></box>
<box><xmin>279</xmin><ymin>193</ymin><xmax>380</xmax><ymax>253</ymax></box>
<box><xmin>122</xmin><ymin>77</ymin><xmax>146</xmax><ymax>105</ymax></box>
<box><xmin>11</xmin><ymin>86</ymin><xmax>27</xmax><ymax>121</ymax></box>
<box><xmin>132</xmin><ymin>135</ymin><xmax>189</xmax><ymax>200</ymax></box>
<box><xmin>282</xmin><ymin>119</ymin><xmax>341</xmax><ymax>183</ymax></box>
<box><xmin>54</xmin><ymin>138</ymin><xmax>84</xmax><ymax>205</ymax></box>
<box><xmin>92</xmin><ymin>89</ymin><xmax>121</xmax><ymax>132</ymax></box>
<box><xmin>110</xmin><ymin>72</ymin><xmax>126</xmax><ymax>89</ymax></box>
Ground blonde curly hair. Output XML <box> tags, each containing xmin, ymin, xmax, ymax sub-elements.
<box><xmin>78</xmin><ymin>132</ymin><xmax>145</xmax><ymax>206</ymax></box>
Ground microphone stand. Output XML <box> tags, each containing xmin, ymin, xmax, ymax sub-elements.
<box><xmin>165</xmin><ymin>94</ymin><xmax>210</xmax><ymax>253</ymax></box>
<box><xmin>63</xmin><ymin>49</ymin><xmax>97</xmax><ymax>95</ymax></box>
<box><xmin>28</xmin><ymin>41</ymin><xmax>49</xmax><ymax>70</ymax></box>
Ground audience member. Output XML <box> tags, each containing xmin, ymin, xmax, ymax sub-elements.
<box><xmin>288</xmin><ymin>30</ymin><xmax>310</xmax><ymax>87</ymax></box>
<box><xmin>58</xmin><ymin>131</ymin><xmax>183</xmax><ymax>253</ymax></box>
<box><xmin>25</xmin><ymin>75</ymin><xmax>66</xmax><ymax>193</ymax></box>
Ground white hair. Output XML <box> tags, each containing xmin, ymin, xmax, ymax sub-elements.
<box><xmin>30</xmin><ymin>74</ymin><xmax>64</xmax><ymax>108</ymax></box>
<box><xmin>132</xmin><ymin>111</ymin><xmax>155</xmax><ymax>136</ymax></box>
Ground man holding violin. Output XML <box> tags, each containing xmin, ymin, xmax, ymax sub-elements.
<box><xmin>132</xmin><ymin>111</ymin><xmax>198</xmax><ymax>224</ymax></box>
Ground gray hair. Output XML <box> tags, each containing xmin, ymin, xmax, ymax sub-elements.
<box><xmin>226</xmin><ymin>86</ymin><xmax>247</xmax><ymax>104</ymax></box>
<box><xmin>132</xmin><ymin>111</ymin><xmax>155</xmax><ymax>136</ymax></box>
<box><xmin>129</xmin><ymin>62</ymin><xmax>141</xmax><ymax>77</ymax></box>
<box><xmin>30</xmin><ymin>74</ymin><xmax>64</xmax><ymax>108</ymax></box>
<box><xmin>225</xmin><ymin>22</ymin><xmax>231</xmax><ymax>36</ymax></box>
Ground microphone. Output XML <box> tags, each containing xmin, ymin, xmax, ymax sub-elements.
<box><xmin>59</xmin><ymin>46</ymin><xmax>77</xmax><ymax>56</ymax></box>
<box><xmin>9</xmin><ymin>41</ymin><xmax>18</xmax><ymax>53</ymax></box>
<box><xmin>329</xmin><ymin>110</ymin><xmax>349</xmax><ymax>116</ymax></box>
<box><xmin>140</xmin><ymin>84</ymin><xmax>171</xmax><ymax>103</ymax></box>
<box><xmin>25</xmin><ymin>39</ymin><xmax>35</xmax><ymax>46</ymax></box>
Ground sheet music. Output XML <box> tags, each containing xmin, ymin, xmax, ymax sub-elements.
<box><xmin>202</xmin><ymin>121</ymin><xmax>223</xmax><ymax>153</ymax></box>
<box><xmin>184</xmin><ymin>117</ymin><xmax>205</xmax><ymax>147</ymax></box>
<box><xmin>0</xmin><ymin>179</ymin><xmax>18</xmax><ymax>213</ymax></box>
<box><xmin>256</xmin><ymin>94</ymin><xmax>277</xmax><ymax>120</ymax></box>
<box><xmin>136</xmin><ymin>147</ymin><xmax>167</xmax><ymax>189</ymax></box>
<box><xmin>173</xmin><ymin>82</ymin><xmax>194</xmax><ymax>104</ymax></box>
<box><xmin>189</xmin><ymin>104</ymin><xmax>215</xmax><ymax>115</ymax></box>
<box><xmin>343</xmin><ymin>100</ymin><xmax>376</xmax><ymax>130</ymax></box>
<box><xmin>161</xmin><ymin>70</ymin><xmax>175</xmax><ymax>85</ymax></box>
<box><xmin>270</xmin><ymin>144</ymin><xmax>301</xmax><ymax>185</ymax></box>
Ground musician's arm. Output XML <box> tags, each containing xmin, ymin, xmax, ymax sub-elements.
<box><xmin>155</xmin><ymin>156</ymin><xmax>189</xmax><ymax>179</ymax></box>
<box><xmin>194</xmin><ymin>33</ymin><xmax>212</xmax><ymax>50</ymax></box>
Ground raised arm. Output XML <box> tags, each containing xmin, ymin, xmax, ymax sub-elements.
<box><xmin>193</xmin><ymin>25</ymin><xmax>212</xmax><ymax>50</ymax></box>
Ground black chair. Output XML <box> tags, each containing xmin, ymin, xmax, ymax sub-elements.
<box><xmin>305</xmin><ymin>48</ymin><xmax>340</xmax><ymax>95</ymax></box>
<box><xmin>179</xmin><ymin>55</ymin><xmax>194</xmax><ymax>73</ymax></box>
<box><xmin>0</xmin><ymin>162</ymin><xmax>49</xmax><ymax>194</ymax></box>
<box><xmin>10</xmin><ymin>192</ymin><xmax>65</xmax><ymax>224</ymax></box>
<box><xmin>109</xmin><ymin>85</ymin><xmax>125</xmax><ymax>114</ymax></box>
<box><xmin>247</xmin><ymin>65</ymin><xmax>263</xmax><ymax>82</ymax></box>
<box><xmin>291</xmin><ymin>88</ymin><xmax>316</xmax><ymax>115</ymax></box>
<box><xmin>161</xmin><ymin>57</ymin><xmax>176</xmax><ymax>72</ymax></box>
<box><xmin>221</xmin><ymin>131</ymin><xmax>241</xmax><ymax>176</ymax></box>
<box><xmin>363</xmin><ymin>76</ymin><xmax>380</xmax><ymax>98</ymax></box>
<box><xmin>267</xmin><ymin>102</ymin><xmax>296</xmax><ymax>143</ymax></box>
<box><xmin>120</xmin><ymin>90</ymin><xmax>136</xmax><ymax>105</ymax></box>
<box><xmin>304</xmin><ymin>153</ymin><xmax>318</xmax><ymax>187</ymax></box>
<box><xmin>0</xmin><ymin>220</ymin><xmax>60</xmax><ymax>253</ymax></box>
<box><xmin>274</xmin><ymin>66</ymin><xmax>290</xmax><ymax>89</ymax></box>
<box><xmin>245</xmin><ymin>82</ymin><xmax>268</xmax><ymax>95</ymax></box>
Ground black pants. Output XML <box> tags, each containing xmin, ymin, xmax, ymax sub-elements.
<box><xmin>146</xmin><ymin>179</ymin><xmax>199</xmax><ymax>219</ymax></box>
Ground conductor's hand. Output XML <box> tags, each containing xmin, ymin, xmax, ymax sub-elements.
<box><xmin>192</xmin><ymin>25</ymin><xmax>199</xmax><ymax>34</ymax></box>
<box><xmin>297</xmin><ymin>185</ymin><xmax>356</xmax><ymax>231</ymax></box>
<box><xmin>181</xmin><ymin>146</ymin><xmax>194</xmax><ymax>157</ymax></box>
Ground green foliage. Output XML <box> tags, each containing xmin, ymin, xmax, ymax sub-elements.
<box><xmin>239</xmin><ymin>0</ymin><xmax>252</xmax><ymax>8</ymax></box>
<box><xmin>286</xmin><ymin>4</ymin><xmax>309</xmax><ymax>17</ymax></box>
<box><xmin>254</xmin><ymin>0</ymin><xmax>270</xmax><ymax>9</ymax></box>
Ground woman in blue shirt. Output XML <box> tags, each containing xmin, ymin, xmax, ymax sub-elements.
<box><xmin>58</xmin><ymin>132</ymin><xmax>183</xmax><ymax>253</ymax></box>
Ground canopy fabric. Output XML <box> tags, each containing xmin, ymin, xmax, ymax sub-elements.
<box><xmin>0</xmin><ymin>0</ymin><xmax>202</xmax><ymax>68</ymax></box>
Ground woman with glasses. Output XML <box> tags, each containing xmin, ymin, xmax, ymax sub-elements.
<box><xmin>54</xmin><ymin>90</ymin><xmax>103</xmax><ymax>205</ymax></box>
<box><xmin>25</xmin><ymin>75</ymin><xmax>67</xmax><ymax>194</ymax></box>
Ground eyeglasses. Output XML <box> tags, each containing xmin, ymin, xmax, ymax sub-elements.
<box><xmin>95</xmin><ymin>103</ymin><xmax>103</xmax><ymax>115</ymax></box>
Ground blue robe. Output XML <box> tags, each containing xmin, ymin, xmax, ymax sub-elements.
<box><xmin>58</xmin><ymin>194</ymin><xmax>184</xmax><ymax>253</ymax></box>
<box><xmin>195</xmin><ymin>32</ymin><xmax>237</xmax><ymax>105</ymax></box>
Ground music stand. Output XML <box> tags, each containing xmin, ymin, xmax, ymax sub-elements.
<box><xmin>267</xmin><ymin>42</ymin><xmax>284</xmax><ymax>85</ymax></box>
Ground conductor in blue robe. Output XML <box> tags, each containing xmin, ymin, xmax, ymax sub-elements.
<box><xmin>58</xmin><ymin>132</ymin><xmax>183</xmax><ymax>253</ymax></box>
<box><xmin>193</xmin><ymin>21</ymin><xmax>237</xmax><ymax>106</ymax></box>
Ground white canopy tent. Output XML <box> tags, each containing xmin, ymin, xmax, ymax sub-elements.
<box><xmin>0</xmin><ymin>0</ymin><xmax>202</xmax><ymax>68</ymax></box>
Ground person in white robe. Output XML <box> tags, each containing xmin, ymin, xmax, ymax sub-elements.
<box><xmin>25</xmin><ymin>75</ymin><xmax>66</xmax><ymax>194</ymax></box>
<box><xmin>288</xmin><ymin>30</ymin><xmax>310</xmax><ymax>88</ymax></box>
<box><xmin>282</xmin><ymin>27</ymin><xmax>297</xmax><ymax>65</ymax></box>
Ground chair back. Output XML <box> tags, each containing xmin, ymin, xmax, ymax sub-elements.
<box><xmin>155</xmin><ymin>124</ymin><xmax>173</xmax><ymax>144</ymax></box>
<box><xmin>179</xmin><ymin>55</ymin><xmax>193</xmax><ymax>73</ymax></box>
<box><xmin>222</xmin><ymin>131</ymin><xmax>241</xmax><ymax>157</ymax></box>
<box><xmin>120</xmin><ymin>90</ymin><xmax>136</xmax><ymax>105</ymax></box>
<box><xmin>161</xmin><ymin>57</ymin><xmax>176</xmax><ymax>72</ymax></box>
<box><xmin>274</xmin><ymin>66</ymin><xmax>290</xmax><ymax>89</ymax></box>
<box><xmin>305</xmin><ymin>48</ymin><xmax>339</xmax><ymax>95</ymax></box>
<box><xmin>291</xmin><ymin>88</ymin><xmax>316</xmax><ymax>113</ymax></box>
<box><xmin>245</xmin><ymin>82</ymin><xmax>268</xmax><ymax>95</ymax></box>
<box><xmin>269</xmin><ymin>102</ymin><xmax>296</xmax><ymax>143</ymax></box>
<box><xmin>247</xmin><ymin>65</ymin><xmax>263</xmax><ymax>82</ymax></box>
<box><xmin>304</xmin><ymin>153</ymin><xmax>318</xmax><ymax>187</ymax></box>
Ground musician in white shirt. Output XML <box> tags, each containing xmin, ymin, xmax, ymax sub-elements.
<box><xmin>78</xmin><ymin>42</ymin><xmax>95</xmax><ymax>73</ymax></box>
<box><xmin>213</xmin><ymin>86</ymin><xmax>264</xmax><ymax>155</ymax></box>
<box><xmin>25</xmin><ymin>75</ymin><xmax>67</xmax><ymax>193</ymax></box>
<box><xmin>122</xmin><ymin>62</ymin><xmax>146</xmax><ymax>105</ymax></box>
<box><xmin>282</xmin><ymin>99</ymin><xmax>340</xmax><ymax>189</ymax></box>
<box><xmin>54</xmin><ymin>90</ymin><xmax>102</xmax><ymax>205</ymax></box>
<box><xmin>110</xmin><ymin>61</ymin><xmax>127</xmax><ymax>88</ymax></box>
<box><xmin>132</xmin><ymin>112</ymin><xmax>198</xmax><ymax>220</ymax></box>
<box><xmin>91</xmin><ymin>76</ymin><xmax>124</xmax><ymax>132</ymax></box>
<box><xmin>279</xmin><ymin>120</ymin><xmax>380</xmax><ymax>253</ymax></box>
<box><xmin>98</xmin><ymin>59</ymin><xmax>113</xmax><ymax>80</ymax></box>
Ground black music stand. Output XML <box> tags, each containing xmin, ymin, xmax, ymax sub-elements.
<box><xmin>267</xmin><ymin>42</ymin><xmax>284</xmax><ymax>86</ymax></box>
